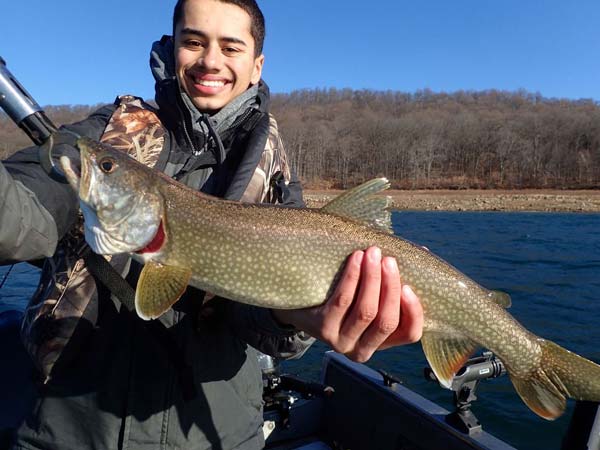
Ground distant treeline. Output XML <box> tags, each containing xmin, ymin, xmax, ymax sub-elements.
<box><xmin>2</xmin><ymin>89</ymin><xmax>599</xmax><ymax>189</ymax></box>
<box><xmin>271</xmin><ymin>89</ymin><xmax>600</xmax><ymax>189</ymax></box>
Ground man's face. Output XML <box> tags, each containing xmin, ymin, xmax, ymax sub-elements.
<box><xmin>174</xmin><ymin>0</ymin><xmax>264</xmax><ymax>113</ymax></box>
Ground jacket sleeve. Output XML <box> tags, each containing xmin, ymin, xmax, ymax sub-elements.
<box><xmin>226</xmin><ymin>301</ymin><xmax>315</xmax><ymax>359</ymax></box>
<box><xmin>0</xmin><ymin>104</ymin><xmax>117</xmax><ymax>264</ymax></box>
<box><xmin>0</xmin><ymin>160</ymin><xmax>60</xmax><ymax>263</ymax></box>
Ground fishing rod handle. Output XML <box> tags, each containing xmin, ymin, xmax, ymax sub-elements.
<box><xmin>0</xmin><ymin>56</ymin><xmax>57</xmax><ymax>145</ymax></box>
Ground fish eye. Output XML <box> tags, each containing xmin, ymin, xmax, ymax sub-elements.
<box><xmin>99</xmin><ymin>157</ymin><xmax>117</xmax><ymax>174</ymax></box>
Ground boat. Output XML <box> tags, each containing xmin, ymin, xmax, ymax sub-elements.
<box><xmin>262</xmin><ymin>350</ymin><xmax>517</xmax><ymax>450</ymax></box>
<box><xmin>263</xmin><ymin>350</ymin><xmax>600</xmax><ymax>450</ymax></box>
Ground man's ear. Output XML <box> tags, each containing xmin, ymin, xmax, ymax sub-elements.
<box><xmin>251</xmin><ymin>54</ymin><xmax>265</xmax><ymax>85</ymax></box>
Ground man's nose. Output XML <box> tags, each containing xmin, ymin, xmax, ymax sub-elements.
<box><xmin>199</xmin><ymin>44</ymin><xmax>223</xmax><ymax>70</ymax></box>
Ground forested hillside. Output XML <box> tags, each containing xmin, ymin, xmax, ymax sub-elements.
<box><xmin>2</xmin><ymin>89</ymin><xmax>599</xmax><ymax>189</ymax></box>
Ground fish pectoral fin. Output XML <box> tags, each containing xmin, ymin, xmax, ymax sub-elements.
<box><xmin>421</xmin><ymin>331</ymin><xmax>479</xmax><ymax>388</ymax></box>
<box><xmin>135</xmin><ymin>261</ymin><xmax>192</xmax><ymax>320</ymax></box>
<box><xmin>510</xmin><ymin>339</ymin><xmax>600</xmax><ymax>420</ymax></box>
<box><xmin>320</xmin><ymin>178</ymin><xmax>393</xmax><ymax>234</ymax></box>
<box><xmin>488</xmin><ymin>290</ymin><xmax>512</xmax><ymax>308</ymax></box>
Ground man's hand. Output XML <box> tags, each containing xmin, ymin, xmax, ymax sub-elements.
<box><xmin>272</xmin><ymin>246</ymin><xmax>423</xmax><ymax>363</ymax></box>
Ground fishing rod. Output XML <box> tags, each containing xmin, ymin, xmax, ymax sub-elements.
<box><xmin>0</xmin><ymin>56</ymin><xmax>69</xmax><ymax>182</ymax></box>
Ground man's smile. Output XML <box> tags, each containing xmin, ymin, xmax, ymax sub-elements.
<box><xmin>196</xmin><ymin>79</ymin><xmax>225</xmax><ymax>87</ymax></box>
<box><xmin>187</xmin><ymin>73</ymin><xmax>231</xmax><ymax>94</ymax></box>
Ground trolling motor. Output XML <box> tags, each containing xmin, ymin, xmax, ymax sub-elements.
<box><xmin>425</xmin><ymin>351</ymin><xmax>506</xmax><ymax>436</ymax></box>
<box><xmin>0</xmin><ymin>56</ymin><xmax>68</xmax><ymax>181</ymax></box>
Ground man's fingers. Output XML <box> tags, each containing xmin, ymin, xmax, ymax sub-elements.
<box><xmin>350</xmin><ymin>256</ymin><xmax>401</xmax><ymax>362</ymax></box>
<box><xmin>337</xmin><ymin>247</ymin><xmax>382</xmax><ymax>354</ymax></box>
<box><xmin>398</xmin><ymin>285</ymin><xmax>423</xmax><ymax>342</ymax></box>
<box><xmin>318</xmin><ymin>250</ymin><xmax>364</xmax><ymax>344</ymax></box>
<box><xmin>380</xmin><ymin>284</ymin><xmax>424</xmax><ymax>350</ymax></box>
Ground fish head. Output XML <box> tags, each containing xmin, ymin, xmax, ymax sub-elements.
<box><xmin>59</xmin><ymin>137</ymin><xmax>163</xmax><ymax>255</ymax></box>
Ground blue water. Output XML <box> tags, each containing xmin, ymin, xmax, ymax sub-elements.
<box><xmin>1</xmin><ymin>211</ymin><xmax>600</xmax><ymax>450</ymax></box>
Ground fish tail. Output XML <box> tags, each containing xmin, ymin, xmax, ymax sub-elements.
<box><xmin>510</xmin><ymin>339</ymin><xmax>600</xmax><ymax>420</ymax></box>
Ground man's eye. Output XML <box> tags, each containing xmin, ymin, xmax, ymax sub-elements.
<box><xmin>223</xmin><ymin>47</ymin><xmax>240</xmax><ymax>55</ymax></box>
<box><xmin>185</xmin><ymin>40</ymin><xmax>203</xmax><ymax>48</ymax></box>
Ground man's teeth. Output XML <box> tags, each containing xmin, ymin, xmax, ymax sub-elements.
<box><xmin>195</xmin><ymin>79</ymin><xmax>226</xmax><ymax>87</ymax></box>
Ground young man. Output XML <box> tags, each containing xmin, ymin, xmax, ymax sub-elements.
<box><xmin>1</xmin><ymin>1</ymin><xmax>422</xmax><ymax>448</ymax></box>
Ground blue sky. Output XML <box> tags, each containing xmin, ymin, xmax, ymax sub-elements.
<box><xmin>2</xmin><ymin>0</ymin><xmax>598</xmax><ymax>106</ymax></box>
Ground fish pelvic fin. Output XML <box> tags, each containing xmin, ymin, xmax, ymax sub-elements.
<box><xmin>511</xmin><ymin>339</ymin><xmax>600</xmax><ymax>420</ymax></box>
<box><xmin>135</xmin><ymin>261</ymin><xmax>192</xmax><ymax>320</ymax></box>
<box><xmin>321</xmin><ymin>178</ymin><xmax>393</xmax><ymax>234</ymax></box>
<box><xmin>421</xmin><ymin>331</ymin><xmax>479</xmax><ymax>388</ymax></box>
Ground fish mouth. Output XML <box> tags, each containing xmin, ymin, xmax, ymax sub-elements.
<box><xmin>59</xmin><ymin>155</ymin><xmax>81</xmax><ymax>193</ymax></box>
<box><xmin>60</xmin><ymin>140</ymin><xmax>92</xmax><ymax>202</ymax></box>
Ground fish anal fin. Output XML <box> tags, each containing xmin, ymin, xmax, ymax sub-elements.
<box><xmin>135</xmin><ymin>261</ymin><xmax>191</xmax><ymax>320</ymax></box>
<box><xmin>488</xmin><ymin>290</ymin><xmax>512</xmax><ymax>308</ymax></box>
<box><xmin>421</xmin><ymin>331</ymin><xmax>479</xmax><ymax>388</ymax></box>
<box><xmin>321</xmin><ymin>178</ymin><xmax>393</xmax><ymax>234</ymax></box>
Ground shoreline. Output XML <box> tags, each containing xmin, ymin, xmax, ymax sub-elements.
<box><xmin>303</xmin><ymin>189</ymin><xmax>600</xmax><ymax>212</ymax></box>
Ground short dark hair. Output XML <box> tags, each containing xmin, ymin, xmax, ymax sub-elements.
<box><xmin>172</xmin><ymin>0</ymin><xmax>265</xmax><ymax>56</ymax></box>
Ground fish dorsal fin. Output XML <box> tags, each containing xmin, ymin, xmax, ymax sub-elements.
<box><xmin>488</xmin><ymin>290</ymin><xmax>512</xmax><ymax>308</ymax></box>
<box><xmin>421</xmin><ymin>331</ymin><xmax>479</xmax><ymax>388</ymax></box>
<box><xmin>135</xmin><ymin>261</ymin><xmax>192</xmax><ymax>320</ymax></box>
<box><xmin>321</xmin><ymin>178</ymin><xmax>393</xmax><ymax>234</ymax></box>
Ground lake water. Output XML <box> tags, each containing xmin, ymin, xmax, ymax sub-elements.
<box><xmin>1</xmin><ymin>211</ymin><xmax>600</xmax><ymax>450</ymax></box>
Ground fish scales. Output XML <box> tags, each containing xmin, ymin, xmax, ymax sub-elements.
<box><xmin>162</xmin><ymin>183</ymin><xmax>386</xmax><ymax>308</ymax></box>
<box><xmin>164</xmin><ymin>181</ymin><xmax>542</xmax><ymax>376</ymax></box>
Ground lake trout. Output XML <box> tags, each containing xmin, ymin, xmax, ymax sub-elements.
<box><xmin>60</xmin><ymin>136</ymin><xmax>600</xmax><ymax>421</ymax></box>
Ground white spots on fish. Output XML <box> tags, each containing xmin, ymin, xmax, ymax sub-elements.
<box><xmin>161</xmin><ymin>220</ymin><xmax>353</xmax><ymax>309</ymax></box>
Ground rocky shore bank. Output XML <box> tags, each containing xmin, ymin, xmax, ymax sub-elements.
<box><xmin>303</xmin><ymin>189</ymin><xmax>600</xmax><ymax>212</ymax></box>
